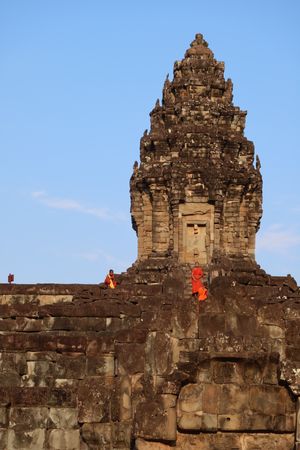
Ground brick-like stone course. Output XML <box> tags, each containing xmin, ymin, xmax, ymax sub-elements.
<box><xmin>0</xmin><ymin>260</ymin><xmax>299</xmax><ymax>448</ymax></box>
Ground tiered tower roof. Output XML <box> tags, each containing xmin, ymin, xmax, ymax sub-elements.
<box><xmin>131</xmin><ymin>34</ymin><xmax>262</xmax><ymax>265</ymax></box>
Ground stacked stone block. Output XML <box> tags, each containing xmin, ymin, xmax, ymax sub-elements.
<box><xmin>0</xmin><ymin>259</ymin><xmax>300</xmax><ymax>449</ymax></box>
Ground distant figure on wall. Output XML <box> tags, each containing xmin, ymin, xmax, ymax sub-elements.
<box><xmin>104</xmin><ymin>269</ymin><xmax>117</xmax><ymax>289</ymax></box>
<box><xmin>191</xmin><ymin>263</ymin><xmax>207</xmax><ymax>301</ymax></box>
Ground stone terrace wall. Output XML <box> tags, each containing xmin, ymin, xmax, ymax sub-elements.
<box><xmin>0</xmin><ymin>259</ymin><xmax>300</xmax><ymax>449</ymax></box>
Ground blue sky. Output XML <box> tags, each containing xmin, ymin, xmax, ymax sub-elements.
<box><xmin>0</xmin><ymin>1</ymin><xmax>299</xmax><ymax>283</ymax></box>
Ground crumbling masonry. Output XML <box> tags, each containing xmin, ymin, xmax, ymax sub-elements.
<box><xmin>0</xmin><ymin>34</ymin><xmax>300</xmax><ymax>450</ymax></box>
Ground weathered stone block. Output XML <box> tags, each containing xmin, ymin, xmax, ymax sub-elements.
<box><xmin>0</xmin><ymin>303</ymin><xmax>38</xmax><ymax>318</ymax></box>
<box><xmin>111</xmin><ymin>376</ymin><xmax>132</xmax><ymax>422</ymax></box>
<box><xmin>9</xmin><ymin>387</ymin><xmax>45</xmax><ymax>407</ymax></box>
<box><xmin>7</xmin><ymin>429</ymin><xmax>46</xmax><ymax>450</ymax></box>
<box><xmin>39</xmin><ymin>299</ymin><xmax>139</xmax><ymax>318</ymax></box>
<box><xmin>135</xmin><ymin>438</ymin><xmax>172</xmax><ymax>450</ymax></box>
<box><xmin>242</xmin><ymin>433</ymin><xmax>295</xmax><ymax>449</ymax></box>
<box><xmin>162</xmin><ymin>274</ymin><xmax>184</xmax><ymax>301</ymax></box>
<box><xmin>198</xmin><ymin>314</ymin><xmax>225</xmax><ymax>337</ymax></box>
<box><xmin>243</xmin><ymin>360</ymin><xmax>263</xmax><ymax>384</ymax></box>
<box><xmin>47</xmin><ymin>429</ymin><xmax>80</xmax><ymax>450</ymax></box>
<box><xmin>0</xmin><ymin>372</ymin><xmax>20</xmax><ymax>387</ymax></box>
<box><xmin>162</xmin><ymin>394</ymin><xmax>177</xmax><ymax>409</ymax></box>
<box><xmin>120</xmin><ymin>377</ymin><xmax>132</xmax><ymax>421</ymax></box>
<box><xmin>116</xmin><ymin>343</ymin><xmax>145</xmax><ymax>375</ymax></box>
<box><xmin>145</xmin><ymin>332</ymin><xmax>179</xmax><ymax>377</ymax></box>
<box><xmin>48</xmin><ymin>388</ymin><xmax>77</xmax><ymax>407</ymax></box>
<box><xmin>55</xmin><ymin>335</ymin><xmax>87</xmax><ymax>353</ymax></box>
<box><xmin>56</xmin><ymin>353</ymin><xmax>86</xmax><ymax>379</ymax></box>
<box><xmin>9</xmin><ymin>407</ymin><xmax>48</xmax><ymax>430</ymax></box>
<box><xmin>112</xmin><ymin>421</ymin><xmax>132</xmax><ymax>448</ymax></box>
<box><xmin>178</xmin><ymin>412</ymin><xmax>217</xmax><ymax>431</ymax></box>
<box><xmin>226</xmin><ymin>314</ymin><xmax>258</xmax><ymax>337</ymax></box>
<box><xmin>22</xmin><ymin>360</ymin><xmax>55</xmax><ymax>387</ymax></box>
<box><xmin>115</xmin><ymin>328</ymin><xmax>148</xmax><ymax>344</ymax></box>
<box><xmin>25</xmin><ymin>351</ymin><xmax>57</xmax><ymax>361</ymax></box>
<box><xmin>37</xmin><ymin>294</ymin><xmax>73</xmax><ymax>305</ymax></box>
<box><xmin>87</xmin><ymin>354</ymin><xmax>115</xmax><ymax>377</ymax></box>
<box><xmin>0</xmin><ymin>352</ymin><xmax>27</xmax><ymax>375</ymax></box>
<box><xmin>273</xmin><ymin>413</ymin><xmax>296</xmax><ymax>432</ymax></box>
<box><xmin>219</xmin><ymin>384</ymin><xmax>248</xmax><ymax>414</ymax></box>
<box><xmin>106</xmin><ymin>317</ymin><xmax>122</xmax><ymax>331</ymax></box>
<box><xmin>0</xmin><ymin>407</ymin><xmax>8</xmax><ymax>427</ymax></box>
<box><xmin>78</xmin><ymin>377</ymin><xmax>112</xmax><ymax>423</ymax></box>
<box><xmin>213</xmin><ymin>361</ymin><xmax>242</xmax><ymax>384</ymax></box>
<box><xmin>15</xmin><ymin>317</ymin><xmax>48</xmax><ymax>332</ymax></box>
<box><xmin>264</xmin><ymin>324</ymin><xmax>284</xmax><ymax>339</ymax></box>
<box><xmin>135</xmin><ymin>397</ymin><xmax>176</xmax><ymax>441</ymax></box>
<box><xmin>286</xmin><ymin>346</ymin><xmax>300</xmax><ymax>362</ymax></box>
<box><xmin>296</xmin><ymin>397</ymin><xmax>300</xmax><ymax>442</ymax></box>
<box><xmin>262</xmin><ymin>360</ymin><xmax>279</xmax><ymax>385</ymax></box>
<box><xmin>48</xmin><ymin>408</ymin><xmax>78</xmax><ymax>429</ymax></box>
<box><xmin>51</xmin><ymin>317</ymin><xmax>106</xmax><ymax>332</ymax></box>
<box><xmin>0</xmin><ymin>429</ymin><xmax>7</xmax><ymax>449</ymax></box>
<box><xmin>171</xmin><ymin>308</ymin><xmax>198</xmax><ymax>339</ymax></box>
<box><xmin>248</xmin><ymin>413</ymin><xmax>276</xmax><ymax>431</ymax></box>
<box><xmin>196</xmin><ymin>360</ymin><xmax>212</xmax><ymax>383</ymax></box>
<box><xmin>286</xmin><ymin>319</ymin><xmax>300</xmax><ymax>344</ymax></box>
<box><xmin>176</xmin><ymin>431</ymin><xmax>241</xmax><ymax>450</ymax></box>
<box><xmin>202</xmin><ymin>384</ymin><xmax>219</xmax><ymax>414</ymax></box>
<box><xmin>258</xmin><ymin>304</ymin><xmax>285</xmax><ymax>327</ymax></box>
<box><xmin>177</xmin><ymin>383</ymin><xmax>203</xmax><ymax>413</ymax></box>
<box><xmin>81</xmin><ymin>422</ymin><xmax>111</xmax><ymax>448</ymax></box>
<box><xmin>86</xmin><ymin>334</ymin><xmax>115</xmax><ymax>355</ymax></box>
<box><xmin>9</xmin><ymin>387</ymin><xmax>76</xmax><ymax>408</ymax></box>
<box><xmin>218</xmin><ymin>413</ymin><xmax>247</xmax><ymax>431</ymax></box>
<box><xmin>54</xmin><ymin>379</ymin><xmax>79</xmax><ymax>389</ymax></box>
<box><xmin>249</xmin><ymin>385</ymin><xmax>287</xmax><ymax>415</ymax></box>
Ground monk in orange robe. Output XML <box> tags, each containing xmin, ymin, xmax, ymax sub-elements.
<box><xmin>191</xmin><ymin>263</ymin><xmax>207</xmax><ymax>301</ymax></box>
<box><xmin>104</xmin><ymin>269</ymin><xmax>117</xmax><ymax>289</ymax></box>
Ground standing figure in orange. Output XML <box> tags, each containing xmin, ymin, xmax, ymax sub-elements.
<box><xmin>104</xmin><ymin>269</ymin><xmax>117</xmax><ymax>289</ymax></box>
<box><xmin>191</xmin><ymin>262</ymin><xmax>207</xmax><ymax>301</ymax></box>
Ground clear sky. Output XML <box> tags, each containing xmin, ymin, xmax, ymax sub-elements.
<box><xmin>0</xmin><ymin>1</ymin><xmax>299</xmax><ymax>284</ymax></box>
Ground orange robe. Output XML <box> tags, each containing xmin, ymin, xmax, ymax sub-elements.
<box><xmin>104</xmin><ymin>274</ymin><xmax>117</xmax><ymax>289</ymax></box>
<box><xmin>191</xmin><ymin>267</ymin><xmax>207</xmax><ymax>301</ymax></box>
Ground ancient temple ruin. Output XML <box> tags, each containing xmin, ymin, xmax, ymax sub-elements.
<box><xmin>130</xmin><ymin>33</ymin><xmax>262</xmax><ymax>266</ymax></box>
<box><xmin>0</xmin><ymin>34</ymin><xmax>300</xmax><ymax>450</ymax></box>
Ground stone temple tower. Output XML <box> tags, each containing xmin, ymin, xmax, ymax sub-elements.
<box><xmin>130</xmin><ymin>34</ymin><xmax>262</xmax><ymax>267</ymax></box>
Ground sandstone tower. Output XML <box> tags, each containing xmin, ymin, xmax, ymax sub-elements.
<box><xmin>131</xmin><ymin>34</ymin><xmax>262</xmax><ymax>266</ymax></box>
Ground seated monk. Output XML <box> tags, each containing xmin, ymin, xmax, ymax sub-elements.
<box><xmin>191</xmin><ymin>262</ymin><xmax>207</xmax><ymax>301</ymax></box>
<box><xmin>104</xmin><ymin>269</ymin><xmax>117</xmax><ymax>289</ymax></box>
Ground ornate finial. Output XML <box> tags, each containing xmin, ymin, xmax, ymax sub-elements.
<box><xmin>191</xmin><ymin>33</ymin><xmax>209</xmax><ymax>48</ymax></box>
<box><xmin>195</xmin><ymin>33</ymin><xmax>204</xmax><ymax>42</ymax></box>
<box><xmin>155</xmin><ymin>99</ymin><xmax>160</xmax><ymax>108</ymax></box>
<box><xmin>143</xmin><ymin>129</ymin><xmax>148</xmax><ymax>137</ymax></box>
